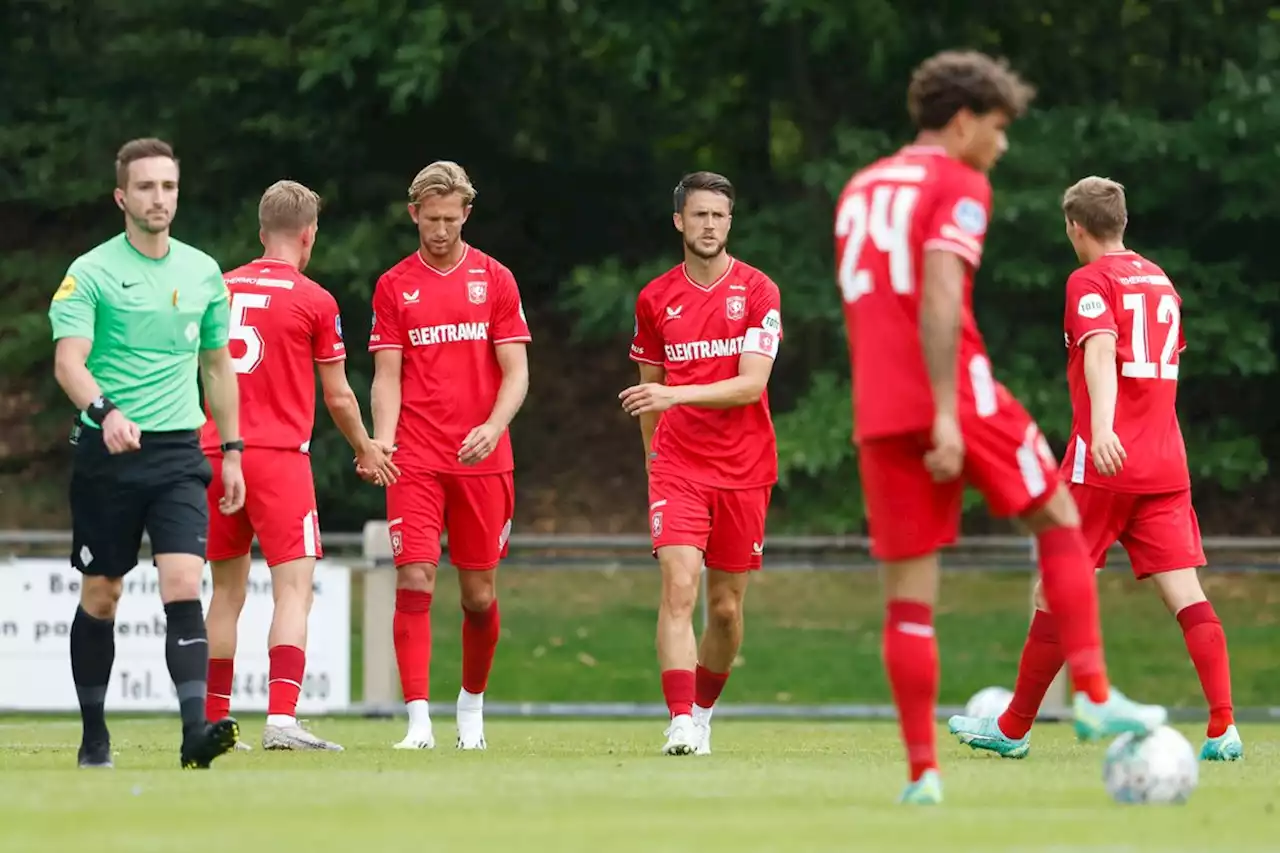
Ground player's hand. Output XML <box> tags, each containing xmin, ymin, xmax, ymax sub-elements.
<box><xmin>218</xmin><ymin>453</ymin><xmax>246</xmax><ymax>515</ymax></box>
<box><xmin>924</xmin><ymin>413</ymin><xmax>964</xmax><ymax>482</ymax></box>
<box><xmin>355</xmin><ymin>440</ymin><xmax>399</xmax><ymax>486</ymax></box>
<box><xmin>459</xmin><ymin>423</ymin><xmax>502</xmax><ymax>466</ymax></box>
<box><xmin>620</xmin><ymin>383</ymin><xmax>679</xmax><ymax>416</ymax></box>
<box><xmin>101</xmin><ymin>408</ymin><xmax>141</xmax><ymax>454</ymax></box>
<box><xmin>1091</xmin><ymin>429</ymin><xmax>1126</xmax><ymax>476</ymax></box>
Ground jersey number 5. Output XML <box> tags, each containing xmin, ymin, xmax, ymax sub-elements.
<box><xmin>1121</xmin><ymin>292</ymin><xmax>1180</xmax><ymax>380</ymax></box>
<box><xmin>230</xmin><ymin>292</ymin><xmax>271</xmax><ymax>375</ymax></box>
<box><xmin>836</xmin><ymin>185</ymin><xmax>920</xmax><ymax>302</ymax></box>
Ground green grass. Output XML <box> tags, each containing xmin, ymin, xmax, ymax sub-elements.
<box><xmin>0</xmin><ymin>718</ymin><xmax>1275</xmax><ymax>852</ymax></box>
<box><xmin>357</xmin><ymin>568</ymin><xmax>1280</xmax><ymax>708</ymax></box>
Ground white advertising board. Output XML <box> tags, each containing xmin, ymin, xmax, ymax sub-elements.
<box><xmin>0</xmin><ymin>558</ymin><xmax>350</xmax><ymax>713</ymax></box>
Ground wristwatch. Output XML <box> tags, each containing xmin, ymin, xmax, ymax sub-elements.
<box><xmin>220</xmin><ymin>439</ymin><xmax>245</xmax><ymax>453</ymax></box>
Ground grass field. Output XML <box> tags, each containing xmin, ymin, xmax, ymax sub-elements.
<box><xmin>0</xmin><ymin>717</ymin><xmax>1275</xmax><ymax>852</ymax></box>
<box><xmin>355</xmin><ymin>567</ymin><xmax>1280</xmax><ymax>708</ymax></box>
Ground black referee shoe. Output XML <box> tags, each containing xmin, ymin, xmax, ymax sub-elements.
<box><xmin>78</xmin><ymin>738</ymin><xmax>113</xmax><ymax>769</ymax></box>
<box><xmin>180</xmin><ymin>717</ymin><xmax>239</xmax><ymax>769</ymax></box>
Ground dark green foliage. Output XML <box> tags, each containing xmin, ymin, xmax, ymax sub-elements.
<box><xmin>4</xmin><ymin>0</ymin><xmax>1278</xmax><ymax>531</ymax></box>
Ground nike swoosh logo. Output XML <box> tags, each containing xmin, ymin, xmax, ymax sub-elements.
<box><xmin>121</xmin><ymin>282</ymin><xmax>142</xmax><ymax>288</ymax></box>
<box><xmin>176</xmin><ymin>638</ymin><xmax>207</xmax><ymax>646</ymax></box>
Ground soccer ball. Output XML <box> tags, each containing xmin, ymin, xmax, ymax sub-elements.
<box><xmin>964</xmin><ymin>686</ymin><xmax>1013</xmax><ymax>718</ymax></box>
<box><xmin>1102</xmin><ymin>726</ymin><xmax>1198</xmax><ymax>805</ymax></box>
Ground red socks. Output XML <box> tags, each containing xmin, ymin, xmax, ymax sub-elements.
<box><xmin>1035</xmin><ymin>526</ymin><xmax>1108</xmax><ymax>702</ymax></box>
<box><xmin>206</xmin><ymin>658</ymin><xmax>234</xmax><ymax>721</ymax></box>
<box><xmin>267</xmin><ymin>644</ymin><xmax>306</xmax><ymax>718</ymax></box>
<box><xmin>998</xmin><ymin>610</ymin><xmax>1064</xmax><ymax>739</ymax></box>
<box><xmin>461</xmin><ymin>600</ymin><xmax>501</xmax><ymax>694</ymax></box>
<box><xmin>883</xmin><ymin>599</ymin><xmax>939</xmax><ymax>782</ymax></box>
<box><xmin>1177</xmin><ymin>601</ymin><xmax>1235</xmax><ymax>737</ymax></box>
<box><xmin>661</xmin><ymin>669</ymin><xmax>696</xmax><ymax>718</ymax></box>
<box><xmin>394</xmin><ymin>589</ymin><xmax>433</xmax><ymax>702</ymax></box>
<box><xmin>695</xmin><ymin>665</ymin><xmax>730</xmax><ymax>708</ymax></box>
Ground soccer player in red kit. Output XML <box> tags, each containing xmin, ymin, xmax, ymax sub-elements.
<box><xmin>620</xmin><ymin>172</ymin><xmax>782</xmax><ymax>756</ymax></box>
<box><xmin>835</xmin><ymin>51</ymin><xmax>1167</xmax><ymax>804</ymax></box>
<box><xmin>202</xmin><ymin>181</ymin><xmax>398</xmax><ymax>751</ymax></box>
<box><xmin>367</xmin><ymin>161</ymin><xmax>531</xmax><ymax>751</ymax></box>
<box><xmin>949</xmin><ymin>177</ymin><xmax>1242</xmax><ymax>762</ymax></box>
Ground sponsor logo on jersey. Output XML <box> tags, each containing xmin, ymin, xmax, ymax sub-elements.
<box><xmin>407</xmin><ymin>322</ymin><xmax>490</xmax><ymax>347</ymax></box>
<box><xmin>1077</xmin><ymin>294</ymin><xmax>1107</xmax><ymax>319</ymax></box>
<box><xmin>761</xmin><ymin>308</ymin><xmax>782</xmax><ymax>333</ymax></box>
<box><xmin>665</xmin><ymin>336</ymin><xmax>745</xmax><ymax>362</ymax></box>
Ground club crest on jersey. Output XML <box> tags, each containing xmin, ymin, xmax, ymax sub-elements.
<box><xmin>726</xmin><ymin>295</ymin><xmax>746</xmax><ymax>321</ymax></box>
<box><xmin>468</xmin><ymin>281</ymin><xmax>487</xmax><ymax>305</ymax></box>
<box><xmin>390</xmin><ymin>529</ymin><xmax>403</xmax><ymax>557</ymax></box>
<box><xmin>651</xmin><ymin>511</ymin><xmax>663</xmax><ymax>538</ymax></box>
<box><xmin>335</xmin><ymin>315</ymin><xmax>343</xmax><ymax>338</ymax></box>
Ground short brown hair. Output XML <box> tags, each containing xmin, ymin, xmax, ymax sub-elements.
<box><xmin>115</xmin><ymin>137</ymin><xmax>177</xmax><ymax>188</ymax></box>
<box><xmin>408</xmin><ymin>161</ymin><xmax>476</xmax><ymax>206</ymax></box>
<box><xmin>907</xmin><ymin>51</ymin><xmax>1036</xmax><ymax>131</ymax></box>
<box><xmin>1062</xmin><ymin>177</ymin><xmax>1128</xmax><ymax>240</ymax></box>
<box><xmin>674</xmin><ymin>171</ymin><xmax>734</xmax><ymax>213</ymax></box>
<box><xmin>259</xmin><ymin>180</ymin><xmax>321</xmax><ymax>233</ymax></box>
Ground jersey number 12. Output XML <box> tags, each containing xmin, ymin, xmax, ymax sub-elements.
<box><xmin>1121</xmin><ymin>292</ymin><xmax>1180</xmax><ymax>381</ymax></box>
<box><xmin>836</xmin><ymin>184</ymin><xmax>920</xmax><ymax>302</ymax></box>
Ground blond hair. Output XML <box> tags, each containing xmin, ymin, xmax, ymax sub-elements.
<box><xmin>408</xmin><ymin>161</ymin><xmax>476</xmax><ymax>206</ymax></box>
<box><xmin>1062</xmin><ymin>176</ymin><xmax>1127</xmax><ymax>240</ymax></box>
<box><xmin>259</xmin><ymin>180</ymin><xmax>320</xmax><ymax>233</ymax></box>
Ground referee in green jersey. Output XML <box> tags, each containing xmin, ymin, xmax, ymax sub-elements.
<box><xmin>48</xmin><ymin>138</ymin><xmax>245</xmax><ymax>770</ymax></box>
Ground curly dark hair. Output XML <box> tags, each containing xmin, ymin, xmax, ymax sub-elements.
<box><xmin>907</xmin><ymin>51</ymin><xmax>1036</xmax><ymax>131</ymax></box>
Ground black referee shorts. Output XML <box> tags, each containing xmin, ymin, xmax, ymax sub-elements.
<box><xmin>69</xmin><ymin>427</ymin><xmax>213</xmax><ymax>578</ymax></box>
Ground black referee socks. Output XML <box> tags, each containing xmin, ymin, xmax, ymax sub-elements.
<box><xmin>71</xmin><ymin>606</ymin><xmax>115</xmax><ymax>741</ymax></box>
<box><xmin>163</xmin><ymin>599</ymin><xmax>209</xmax><ymax>735</ymax></box>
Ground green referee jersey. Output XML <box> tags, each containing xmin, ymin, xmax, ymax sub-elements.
<box><xmin>48</xmin><ymin>233</ymin><xmax>231</xmax><ymax>432</ymax></box>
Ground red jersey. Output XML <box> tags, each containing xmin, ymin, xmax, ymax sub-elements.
<box><xmin>1060</xmin><ymin>250</ymin><xmax>1189</xmax><ymax>493</ymax></box>
<box><xmin>200</xmin><ymin>257</ymin><xmax>345</xmax><ymax>453</ymax></box>
<box><xmin>369</xmin><ymin>245</ymin><xmax>531</xmax><ymax>475</ymax></box>
<box><xmin>835</xmin><ymin>145</ymin><xmax>998</xmax><ymax>442</ymax></box>
<box><xmin>630</xmin><ymin>258</ymin><xmax>782</xmax><ymax>489</ymax></box>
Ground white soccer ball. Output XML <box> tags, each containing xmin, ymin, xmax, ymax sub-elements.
<box><xmin>964</xmin><ymin>686</ymin><xmax>1013</xmax><ymax>718</ymax></box>
<box><xmin>1102</xmin><ymin>726</ymin><xmax>1199</xmax><ymax>805</ymax></box>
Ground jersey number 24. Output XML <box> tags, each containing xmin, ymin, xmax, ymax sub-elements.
<box><xmin>835</xmin><ymin>184</ymin><xmax>919</xmax><ymax>302</ymax></box>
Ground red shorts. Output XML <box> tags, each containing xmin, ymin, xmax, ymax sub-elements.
<box><xmin>647</xmin><ymin>469</ymin><xmax>773</xmax><ymax>572</ymax></box>
<box><xmin>207</xmin><ymin>449</ymin><xmax>321</xmax><ymax>566</ymax></box>
<box><xmin>1071</xmin><ymin>483</ymin><xmax>1205</xmax><ymax>579</ymax></box>
<box><xmin>859</xmin><ymin>391</ymin><xmax>1059</xmax><ymax>562</ymax></box>
<box><xmin>386</xmin><ymin>471</ymin><xmax>514</xmax><ymax>570</ymax></box>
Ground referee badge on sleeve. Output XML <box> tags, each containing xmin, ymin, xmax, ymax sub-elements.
<box><xmin>53</xmin><ymin>275</ymin><xmax>76</xmax><ymax>302</ymax></box>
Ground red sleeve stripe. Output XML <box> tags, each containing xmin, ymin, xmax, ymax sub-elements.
<box><xmin>1074</xmin><ymin>328</ymin><xmax>1118</xmax><ymax>349</ymax></box>
<box><xmin>923</xmin><ymin>238</ymin><xmax>981</xmax><ymax>267</ymax></box>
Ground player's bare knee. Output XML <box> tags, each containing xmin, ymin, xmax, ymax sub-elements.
<box><xmin>706</xmin><ymin>591</ymin><xmax>742</xmax><ymax>629</ymax></box>
<box><xmin>396</xmin><ymin>562</ymin><xmax>436</xmax><ymax>593</ymax></box>
<box><xmin>1032</xmin><ymin>579</ymin><xmax>1049</xmax><ymax>612</ymax></box>
<box><xmin>660</xmin><ymin>570</ymin><xmax>700</xmax><ymax>618</ymax></box>
<box><xmin>459</xmin><ymin>570</ymin><xmax>497</xmax><ymax>612</ymax></box>
<box><xmin>1021</xmin><ymin>484</ymin><xmax>1080</xmax><ymax>533</ymax></box>
<box><xmin>154</xmin><ymin>554</ymin><xmax>204</xmax><ymax>603</ymax></box>
<box><xmin>881</xmin><ymin>555</ymin><xmax>939</xmax><ymax>604</ymax></box>
<box><xmin>1154</xmin><ymin>568</ymin><xmax>1208</xmax><ymax>614</ymax></box>
<box><xmin>80</xmin><ymin>576</ymin><xmax>122</xmax><ymax>620</ymax></box>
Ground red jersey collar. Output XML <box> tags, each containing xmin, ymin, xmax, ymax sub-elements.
<box><xmin>681</xmin><ymin>256</ymin><xmax>736</xmax><ymax>292</ymax></box>
<box><xmin>416</xmin><ymin>243</ymin><xmax>471</xmax><ymax>277</ymax></box>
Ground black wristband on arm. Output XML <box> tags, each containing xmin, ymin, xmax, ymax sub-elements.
<box><xmin>84</xmin><ymin>396</ymin><xmax>117</xmax><ymax>426</ymax></box>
